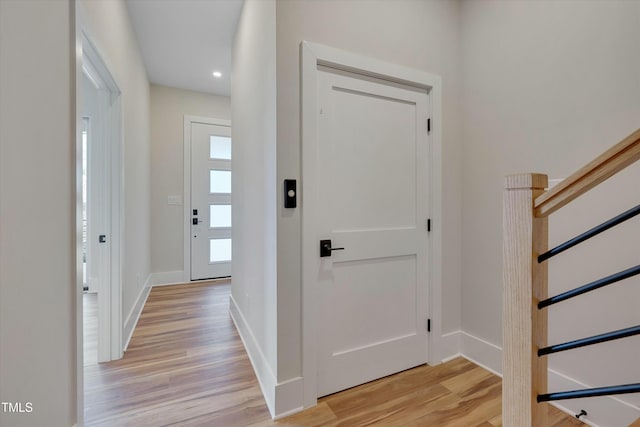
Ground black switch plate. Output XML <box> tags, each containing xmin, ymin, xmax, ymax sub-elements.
<box><xmin>284</xmin><ymin>179</ymin><xmax>296</xmax><ymax>208</ymax></box>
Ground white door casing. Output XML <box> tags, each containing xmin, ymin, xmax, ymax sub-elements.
<box><xmin>301</xmin><ymin>41</ymin><xmax>444</xmax><ymax>409</ymax></box>
<box><xmin>314</xmin><ymin>69</ymin><xmax>429</xmax><ymax>396</ymax></box>
<box><xmin>80</xmin><ymin>30</ymin><xmax>123</xmax><ymax>365</ymax></box>
<box><xmin>184</xmin><ymin>117</ymin><xmax>232</xmax><ymax>280</ymax></box>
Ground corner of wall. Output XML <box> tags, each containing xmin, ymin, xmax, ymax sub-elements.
<box><xmin>148</xmin><ymin>271</ymin><xmax>186</xmax><ymax>287</ymax></box>
<box><xmin>273</xmin><ymin>377</ymin><xmax>304</xmax><ymax>419</ymax></box>
<box><xmin>228</xmin><ymin>294</ymin><xmax>277</xmax><ymax>416</ymax></box>
<box><xmin>228</xmin><ymin>293</ymin><xmax>305</xmax><ymax>419</ymax></box>
<box><xmin>123</xmin><ymin>274</ymin><xmax>151</xmax><ymax>351</ymax></box>
<box><xmin>432</xmin><ymin>330</ymin><xmax>462</xmax><ymax>364</ymax></box>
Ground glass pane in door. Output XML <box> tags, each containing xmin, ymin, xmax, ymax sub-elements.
<box><xmin>209</xmin><ymin>238</ymin><xmax>232</xmax><ymax>263</ymax></box>
<box><xmin>209</xmin><ymin>205</ymin><xmax>231</xmax><ymax>228</ymax></box>
<box><xmin>210</xmin><ymin>135</ymin><xmax>231</xmax><ymax>160</ymax></box>
<box><xmin>209</xmin><ymin>170</ymin><xmax>231</xmax><ymax>193</ymax></box>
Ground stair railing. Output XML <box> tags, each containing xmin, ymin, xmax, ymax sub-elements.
<box><xmin>503</xmin><ymin>128</ymin><xmax>640</xmax><ymax>426</ymax></box>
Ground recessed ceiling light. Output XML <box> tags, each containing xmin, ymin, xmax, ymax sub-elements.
<box><xmin>213</xmin><ymin>71</ymin><xmax>222</xmax><ymax>78</ymax></box>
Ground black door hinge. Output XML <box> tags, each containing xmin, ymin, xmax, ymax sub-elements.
<box><xmin>427</xmin><ymin>118</ymin><xmax>431</xmax><ymax>133</ymax></box>
<box><xmin>427</xmin><ymin>318</ymin><xmax>431</xmax><ymax>332</ymax></box>
<box><xmin>427</xmin><ymin>219</ymin><xmax>431</xmax><ymax>232</ymax></box>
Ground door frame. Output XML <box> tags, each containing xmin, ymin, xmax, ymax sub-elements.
<box><xmin>300</xmin><ymin>41</ymin><xmax>444</xmax><ymax>408</ymax></box>
<box><xmin>183</xmin><ymin>115</ymin><xmax>232</xmax><ymax>282</ymax></box>
<box><xmin>80</xmin><ymin>30</ymin><xmax>123</xmax><ymax>364</ymax></box>
<box><xmin>75</xmin><ymin>5</ymin><xmax>125</xmax><ymax>422</ymax></box>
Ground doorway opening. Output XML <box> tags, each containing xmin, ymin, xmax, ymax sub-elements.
<box><xmin>77</xmin><ymin>29</ymin><xmax>124</xmax><ymax>425</ymax></box>
<box><xmin>79</xmin><ymin>30</ymin><xmax>123</xmax><ymax>364</ymax></box>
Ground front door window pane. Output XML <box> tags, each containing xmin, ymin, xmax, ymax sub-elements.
<box><xmin>209</xmin><ymin>205</ymin><xmax>231</xmax><ymax>228</ymax></box>
<box><xmin>210</xmin><ymin>239</ymin><xmax>232</xmax><ymax>263</ymax></box>
<box><xmin>210</xmin><ymin>136</ymin><xmax>231</xmax><ymax>160</ymax></box>
<box><xmin>210</xmin><ymin>170</ymin><xmax>231</xmax><ymax>194</ymax></box>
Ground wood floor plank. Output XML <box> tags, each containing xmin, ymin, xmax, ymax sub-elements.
<box><xmin>84</xmin><ymin>281</ymin><xmax>584</xmax><ymax>426</ymax></box>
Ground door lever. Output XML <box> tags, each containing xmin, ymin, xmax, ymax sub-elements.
<box><xmin>320</xmin><ymin>239</ymin><xmax>344</xmax><ymax>257</ymax></box>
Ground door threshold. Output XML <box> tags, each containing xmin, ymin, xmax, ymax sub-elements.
<box><xmin>190</xmin><ymin>276</ymin><xmax>231</xmax><ymax>284</ymax></box>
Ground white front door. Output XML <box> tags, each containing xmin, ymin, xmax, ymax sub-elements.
<box><xmin>190</xmin><ymin>122</ymin><xmax>232</xmax><ymax>280</ymax></box>
<box><xmin>314</xmin><ymin>69</ymin><xmax>430</xmax><ymax>397</ymax></box>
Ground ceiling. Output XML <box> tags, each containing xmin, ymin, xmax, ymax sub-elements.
<box><xmin>126</xmin><ymin>0</ymin><xmax>244</xmax><ymax>97</ymax></box>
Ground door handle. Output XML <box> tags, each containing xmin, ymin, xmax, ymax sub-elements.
<box><xmin>320</xmin><ymin>239</ymin><xmax>344</xmax><ymax>257</ymax></box>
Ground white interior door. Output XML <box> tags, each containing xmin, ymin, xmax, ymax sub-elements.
<box><xmin>314</xmin><ymin>69</ymin><xmax>430</xmax><ymax>397</ymax></box>
<box><xmin>191</xmin><ymin>122</ymin><xmax>232</xmax><ymax>280</ymax></box>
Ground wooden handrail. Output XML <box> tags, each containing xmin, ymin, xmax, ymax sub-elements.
<box><xmin>535</xmin><ymin>128</ymin><xmax>640</xmax><ymax>218</ymax></box>
<box><xmin>504</xmin><ymin>128</ymin><xmax>640</xmax><ymax>426</ymax></box>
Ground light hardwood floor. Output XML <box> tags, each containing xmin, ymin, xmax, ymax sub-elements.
<box><xmin>84</xmin><ymin>281</ymin><xmax>583</xmax><ymax>426</ymax></box>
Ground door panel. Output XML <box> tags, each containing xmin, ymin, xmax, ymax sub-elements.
<box><xmin>315</xmin><ymin>70</ymin><xmax>429</xmax><ymax>397</ymax></box>
<box><xmin>328</xmin><ymin>87</ymin><xmax>417</xmax><ymax>231</ymax></box>
<box><xmin>191</xmin><ymin>122</ymin><xmax>232</xmax><ymax>280</ymax></box>
<box><xmin>331</xmin><ymin>255</ymin><xmax>418</xmax><ymax>354</ymax></box>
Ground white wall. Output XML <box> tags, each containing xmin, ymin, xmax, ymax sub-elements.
<box><xmin>149</xmin><ymin>84</ymin><xmax>230</xmax><ymax>277</ymax></box>
<box><xmin>230</xmin><ymin>0</ymin><xmax>279</xmax><ymax>414</ymax></box>
<box><xmin>80</xmin><ymin>0</ymin><xmax>151</xmax><ymax>324</ymax></box>
<box><xmin>461</xmin><ymin>0</ymin><xmax>640</xmax><ymax>421</ymax></box>
<box><xmin>275</xmin><ymin>0</ymin><xmax>463</xmax><ymax>382</ymax></box>
<box><xmin>0</xmin><ymin>1</ymin><xmax>76</xmax><ymax>425</ymax></box>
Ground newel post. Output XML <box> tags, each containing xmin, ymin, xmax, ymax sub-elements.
<box><xmin>503</xmin><ymin>173</ymin><xmax>549</xmax><ymax>427</ymax></box>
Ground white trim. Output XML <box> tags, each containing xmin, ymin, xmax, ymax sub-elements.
<box><xmin>229</xmin><ymin>295</ymin><xmax>304</xmax><ymax>419</ymax></box>
<box><xmin>274</xmin><ymin>377</ymin><xmax>304</xmax><ymax>418</ymax></box>
<box><xmin>460</xmin><ymin>331</ymin><xmax>502</xmax><ymax>376</ymax></box>
<box><xmin>459</xmin><ymin>331</ymin><xmax>640</xmax><ymax>427</ymax></box>
<box><xmin>79</xmin><ymin>25</ymin><xmax>124</xmax><ymax>365</ymax></box>
<box><xmin>109</xmin><ymin>63</ymin><xmax>124</xmax><ymax>363</ymax></box>
<box><xmin>73</xmin><ymin>3</ymin><xmax>83</xmax><ymax>425</ymax></box>
<box><xmin>182</xmin><ymin>115</ymin><xmax>232</xmax><ymax>283</ymax></box>
<box><xmin>436</xmin><ymin>330</ymin><xmax>462</xmax><ymax>363</ymax></box>
<box><xmin>300</xmin><ymin>41</ymin><xmax>444</xmax><ymax>409</ymax></box>
<box><xmin>229</xmin><ymin>295</ymin><xmax>277</xmax><ymax>417</ymax></box>
<box><xmin>272</xmin><ymin>405</ymin><xmax>304</xmax><ymax>421</ymax></box>
<box><xmin>123</xmin><ymin>275</ymin><xmax>151</xmax><ymax>351</ymax></box>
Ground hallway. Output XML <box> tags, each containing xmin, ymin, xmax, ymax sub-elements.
<box><xmin>84</xmin><ymin>282</ymin><xmax>581</xmax><ymax>426</ymax></box>
<box><xmin>84</xmin><ymin>281</ymin><xmax>270</xmax><ymax>425</ymax></box>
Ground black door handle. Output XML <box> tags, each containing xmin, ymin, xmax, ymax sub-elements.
<box><xmin>320</xmin><ymin>239</ymin><xmax>344</xmax><ymax>257</ymax></box>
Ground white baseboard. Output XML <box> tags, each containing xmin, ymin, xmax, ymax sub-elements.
<box><xmin>460</xmin><ymin>331</ymin><xmax>502</xmax><ymax>376</ymax></box>
<box><xmin>459</xmin><ymin>331</ymin><xmax>640</xmax><ymax>427</ymax></box>
<box><xmin>433</xmin><ymin>330</ymin><xmax>462</xmax><ymax>364</ymax></box>
<box><xmin>148</xmin><ymin>270</ymin><xmax>186</xmax><ymax>286</ymax></box>
<box><xmin>122</xmin><ymin>275</ymin><xmax>151</xmax><ymax>351</ymax></box>
<box><xmin>274</xmin><ymin>376</ymin><xmax>304</xmax><ymax>418</ymax></box>
<box><xmin>229</xmin><ymin>294</ymin><xmax>277</xmax><ymax>417</ymax></box>
<box><xmin>229</xmin><ymin>295</ymin><xmax>304</xmax><ymax>419</ymax></box>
